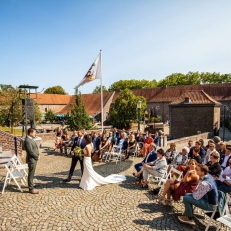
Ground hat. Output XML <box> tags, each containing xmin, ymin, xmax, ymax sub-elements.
<box><xmin>226</xmin><ymin>146</ymin><xmax>231</xmax><ymax>151</ymax></box>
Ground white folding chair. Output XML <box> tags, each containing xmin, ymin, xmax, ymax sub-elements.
<box><xmin>2</xmin><ymin>161</ymin><xmax>25</xmax><ymax>194</ymax></box>
<box><xmin>157</xmin><ymin>166</ymin><xmax>174</xmax><ymax>195</ymax></box>
<box><xmin>105</xmin><ymin>145</ymin><xmax>124</xmax><ymax>164</ymax></box>
<box><xmin>131</xmin><ymin>142</ymin><xmax>138</xmax><ymax>159</ymax></box>
<box><xmin>11</xmin><ymin>155</ymin><xmax>28</xmax><ymax>183</ymax></box>
<box><xmin>216</xmin><ymin>193</ymin><xmax>231</xmax><ymax>230</ymax></box>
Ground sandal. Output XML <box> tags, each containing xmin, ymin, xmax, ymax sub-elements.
<box><xmin>157</xmin><ymin>194</ymin><xmax>165</xmax><ymax>204</ymax></box>
<box><xmin>140</xmin><ymin>184</ymin><xmax>148</xmax><ymax>188</ymax></box>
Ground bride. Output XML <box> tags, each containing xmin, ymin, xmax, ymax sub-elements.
<box><xmin>79</xmin><ymin>134</ymin><xmax>126</xmax><ymax>190</ymax></box>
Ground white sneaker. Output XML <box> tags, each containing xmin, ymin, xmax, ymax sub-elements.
<box><xmin>178</xmin><ymin>216</ymin><xmax>196</xmax><ymax>225</ymax></box>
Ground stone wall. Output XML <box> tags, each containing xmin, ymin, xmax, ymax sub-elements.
<box><xmin>0</xmin><ymin>130</ymin><xmax>22</xmax><ymax>156</ymax></box>
<box><xmin>170</xmin><ymin>105</ymin><xmax>217</xmax><ymax>139</ymax></box>
<box><xmin>167</xmin><ymin>132</ymin><xmax>209</xmax><ymax>146</ymax></box>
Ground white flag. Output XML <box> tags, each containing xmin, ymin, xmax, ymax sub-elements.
<box><xmin>75</xmin><ymin>53</ymin><xmax>101</xmax><ymax>89</ymax></box>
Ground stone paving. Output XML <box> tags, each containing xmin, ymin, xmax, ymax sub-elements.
<box><xmin>0</xmin><ymin>140</ymin><xmax>226</xmax><ymax>231</ymax></box>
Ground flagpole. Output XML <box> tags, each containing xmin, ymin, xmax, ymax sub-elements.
<box><xmin>100</xmin><ymin>50</ymin><xmax>103</xmax><ymax>133</ymax></box>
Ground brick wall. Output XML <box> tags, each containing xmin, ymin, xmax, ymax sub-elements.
<box><xmin>0</xmin><ymin>130</ymin><xmax>22</xmax><ymax>156</ymax></box>
<box><xmin>170</xmin><ymin>105</ymin><xmax>218</xmax><ymax>139</ymax></box>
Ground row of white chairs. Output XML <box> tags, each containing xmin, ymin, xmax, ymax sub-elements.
<box><xmin>2</xmin><ymin>155</ymin><xmax>28</xmax><ymax>194</ymax></box>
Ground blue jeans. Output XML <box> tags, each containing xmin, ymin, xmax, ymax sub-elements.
<box><xmin>216</xmin><ymin>180</ymin><xmax>231</xmax><ymax>193</ymax></box>
<box><xmin>134</xmin><ymin>163</ymin><xmax>143</xmax><ymax>172</ymax></box>
<box><xmin>183</xmin><ymin>194</ymin><xmax>215</xmax><ymax>219</ymax></box>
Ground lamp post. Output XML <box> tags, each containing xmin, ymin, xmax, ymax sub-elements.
<box><xmin>137</xmin><ymin>99</ymin><xmax>141</xmax><ymax>131</ymax></box>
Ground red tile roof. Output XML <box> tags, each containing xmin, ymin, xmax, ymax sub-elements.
<box><xmin>170</xmin><ymin>90</ymin><xmax>221</xmax><ymax>105</ymax></box>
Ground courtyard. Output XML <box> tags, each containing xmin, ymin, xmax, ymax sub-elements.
<box><xmin>0</xmin><ymin>139</ymin><xmax>223</xmax><ymax>231</ymax></box>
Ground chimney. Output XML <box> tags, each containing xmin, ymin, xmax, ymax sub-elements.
<box><xmin>184</xmin><ymin>97</ymin><xmax>191</xmax><ymax>104</ymax></box>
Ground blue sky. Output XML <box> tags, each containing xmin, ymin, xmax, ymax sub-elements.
<box><xmin>0</xmin><ymin>0</ymin><xmax>231</xmax><ymax>95</ymax></box>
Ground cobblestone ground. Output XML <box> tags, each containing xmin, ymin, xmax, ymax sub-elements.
<box><xmin>0</xmin><ymin>141</ymin><xmax>221</xmax><ymax>231</ymax></box>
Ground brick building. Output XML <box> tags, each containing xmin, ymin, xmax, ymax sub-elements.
<box><xmin>33</xmin><ymin>83</ymin><xmax>231</xmax><ymax>125</ymax></box>
<box><xmin>169</xmin><ymin>90</ymin><xmax>221</xmax><ymax>139</ymax></box>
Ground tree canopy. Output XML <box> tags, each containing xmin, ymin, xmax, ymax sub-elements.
<box><xmin>0</xmin><ymin>84</ymin><xmax>41</xmax><ymax>126</ymax></box>
<box><xmin>92</xmin><ymin>85</ymin><xmax>108</xmax><ymax>93</ymax></box>
<box><xmin>44</xmin><ymin>85</ymin><xmax>67</xmax><ymax>94</ymax></box>
<box><xmin>67</xmin><ymin>90</ymin><xmax>92</xmax><ymax>130</ymax></box>
<box><xmin>107</xmin><ymin>88</ymin><xmax>146</xmax><ymax>128</ymax></box>
<box><xmin>45</xmin><ymin>109</ymin><xmax>55</xmax><ymax>122</ymax></box>
<box><xmin>156</xmin><ymin>72</ymin><xmax>231</xmax><ymax>87</ymax></box>
<box><xmin>108</xmin><ymin>79</ymin><xmax>157</xmax><ymax>92</ymax></box>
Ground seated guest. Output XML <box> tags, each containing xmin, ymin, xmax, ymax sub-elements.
<box><xmin>219</xmin><ymin>147</ymin><xmax>231</xmax><ymax>170</ymax></box>
<box><xmin>125</xmin><ymin>134</ymin><xmax>136</xmax><ymax>160</ymax></box>
<box><xmin>142</xmin><ymin>132</ymin><xmax>154</xmax><ymax>156</ymax></box>
<box><xmin>158</xmin><ymin>159</ymin><xmax>199</xmax><ymax>204</ymax></box>
<box><xmin>116</xmin><ymin>132</ymin><xmax>128</xmax><ymax>152</ymax></box>
<box><xmin>218</xmin><ymin>142</ymin><xmax>226</xmax><ymax>157</ymax></box>
<box><xmin>187</xmin><ymin>140</ymin><xmax>193</xmax><ymax>150</ymax></box>
<box><xmin>215</xmin><ymin>159</ymin><xmax>231</xmax><ymax>193</ymax></box>
<box><xmin>199</xmin><ymin>138</ymin><xmax>206</xmax><ymax>151</ymax></box>
<box><xmin>136</xmin><ymin>132</ymin><xmax>145</xmax><ymax>156</ymax></box>
<box><xmin>60</xmin><ymin>130</ymin><xmax>70</xmax><ymax>154</ymax></box>
<box><xmin>178</xmin><ymin>164</ymin><xmax>218</xmax><ymax>225</ymax></box>
<box><xmin>172</xmin><ymin>147</ymin><xmax>189</xmax><ymax>167</ymax></box>
<box><xmin>191</xmin><ymin>147</ymin><xmax>202</xmax><ymax>164</ymax></box>
<box><xmin>140</xmin><ymin>148</ymin><xmax>167</xmax><ymax>188</ymax></box>
<box><xmin>204</xmin><ymin>142</ymin><xmax>217</xmax><ymax>164</ymax></box>
<box><xmin>98</xmin><ymin>134</ymin><xmax>109</xmax><ymax>162</ymax></box>
<box><xmin>92</xmin><ymin>132</ymin><xmax>101</xmax><ymax>158</ymax></box>
<box><xmin>206</xmin><ymin>152</ymin><xmax>222</xmax><ymax>179</ymax></box>
<box><xmin>165</xmin><ymin>143</ymin><xmax>177</xmax><ymax>165</ymax></box>
<box><xmin>133</xmin><ymin>143</ymin><xmax>157</xmax><ymax>184</ymax></box>
<box><xmin>62</xmin><ymin>130</ymin><xmax>78</xmax><ymax>155</ymax></box>
<box><xmin>188</xmin><ymin>141</ymin><xmax>206</xmax><ymax>160</ymax></box>
<box><xmin>54</xmin><ymin>137</ymin><xmax>62</xmax><ymax>151</ymax></box>
<box><xmin>107</xmin><ymin>131</ymin><xmax>114</xmax><ymax>152</ymax></box>
<box><xmin>154</xmin><ymin>132</ymin><xmax>160</xmax><ymax>148</ymax></box>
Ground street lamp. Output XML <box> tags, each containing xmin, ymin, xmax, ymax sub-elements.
<box><xmin>137</xmin><ymin>99</ymin><xmax>141</xmax><ymax>131</ymax></box>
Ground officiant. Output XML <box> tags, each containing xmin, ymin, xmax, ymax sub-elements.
<box><xmin>63</xmin><ymin>129</ymin><xmax>86</xmax><ymax>182</ymax></box>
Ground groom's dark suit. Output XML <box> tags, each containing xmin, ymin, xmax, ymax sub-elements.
<box><xmin>67</xmin><ymin>135</ymin><xmax>86</xmax><ymax>179</ymax></box>
<box><xmin>24</xmin><ymin>136</ymin><xmax>40</xmax><ymax>190</ymax></box>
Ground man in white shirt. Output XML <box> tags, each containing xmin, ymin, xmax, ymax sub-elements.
<box><xmin>215</xmin><ymin>160</ymin><xmax>231</xmax><ymax>193</ymax></box>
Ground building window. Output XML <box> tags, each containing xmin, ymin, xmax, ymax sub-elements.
<box><xmin>45</xmin><ymin>108</ymin><xmax>47</xmax><ymax>112</ymax></box>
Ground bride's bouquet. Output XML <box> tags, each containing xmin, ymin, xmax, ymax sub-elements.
<box><xmin>73</xmin><ymin>146</ymin><xmax>83</xmax><ymax>160</ymax></box>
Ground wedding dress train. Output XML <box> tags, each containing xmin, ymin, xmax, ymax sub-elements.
<box><xmin>79</xmin><ymin>143</ymin><xmax>126</xmax><ymax>190</ymax></box>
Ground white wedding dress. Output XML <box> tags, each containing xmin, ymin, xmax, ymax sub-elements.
<box><xmin>79</xmin><ymin>143</ymin><xmax>126</xmax><ymax>190</ymax></box>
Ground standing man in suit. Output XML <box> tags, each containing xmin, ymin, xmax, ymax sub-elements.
<box><xmin>133</xmin><ymin>143</ymin><xmax>157</xmax><ymax>184</ymax></box>
<box><xmin>24</xmin><ymin>128</ymin><xmax>40</xmax><ymax>194</ymax></box>
<box><xmin>64</xmin><ymin>129</ymin><xmax>86</xmax><ymax>182</ymax></box>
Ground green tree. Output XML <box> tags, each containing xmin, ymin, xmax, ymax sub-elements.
<box><xmin>67</xmin><ymin>90</ymin><xmax>92</xmax><ymax>130</ymax></box>
<box><xmin>92</xmin><ymin>85</ymin><xmax>108</xmax><ymax>93</ymax></box>
<box><xmin>44</xmin><ymin>85</ymin><xmax>67</xmax><ymax>94</ymax></box>
<box><xmin>107</xmin><ymin>88</ymin><xmax>146</xmax><ymax>128</ymax></box>
<box><xmin>45</xmin><ymin>109</ymin><xmax>55</xmax><ymax>122</ymax></box>
<box><xmin>0</xmin><ymin>85</ymin><xmax>42</xmax><ymax>127</ymax></box>
<box><xmin>108</xmin><ymin>79</ymin><xmax>157</xmax><ymax>92</ymax></box>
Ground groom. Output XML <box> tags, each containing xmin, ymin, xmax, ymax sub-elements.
<box><xmin>63</xmin><ymin>129</ymin><xmax>86</xmax><ymax>182</ymax></box>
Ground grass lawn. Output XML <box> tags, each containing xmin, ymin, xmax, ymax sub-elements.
<box><xmin>0</xmin><ymin>126</ymin><xmax>22</xmax><ymax>136</ymax></box>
